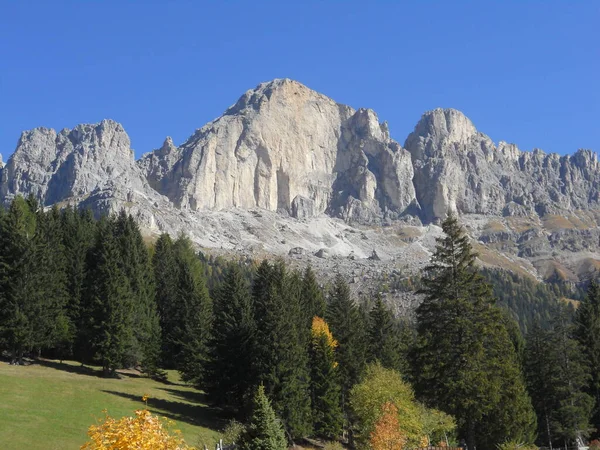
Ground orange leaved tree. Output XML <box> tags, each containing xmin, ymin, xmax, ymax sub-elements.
<box><xmin>370</xmin><ymin>402</ymin><xmax>407</xmax><ymax>450</ymax></box>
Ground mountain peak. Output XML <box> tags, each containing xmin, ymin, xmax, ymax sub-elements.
<box><xmin>411</xmin><ymin>108</ymin><xmax>478</xmax><ymax>145</ymax></box>
<box><xmin>225</xmin><ymin>78</ymin><xmax>338</xmax><ymax>116</ymax></box>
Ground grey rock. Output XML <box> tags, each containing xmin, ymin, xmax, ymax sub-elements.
<box><xmin>288</xmin><ymin>246</ymin><xmax>306</xmax><ymax>256</ymax></box>
<box><xmin>368</xmin><ymin>250</ymin><xmax>381</xmax><ymax>261</ymax></box>
<box><xmin>406</xmin><ymin>108</ymin><xmax>600</xmax><ymax>221</ymax></box>
<box><xmin>291</xmin><ymin>195</ymin><xmax>315</xmax><ymax>219</ymax></box>
<box><xmin>139</xmin><ymin>79</ymin><xmax>416</xmax><ymax>222</ymax></box>
<box><xmin>315</xmin><ymin>248</ymin><xmax>331</xmax><ymax>259</ymax></box>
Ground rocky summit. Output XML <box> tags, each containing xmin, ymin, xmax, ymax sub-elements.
<box><xmin>1</xmin><ymin>78</ymin><xmax>599</xmax><ymax>293</ymax></box>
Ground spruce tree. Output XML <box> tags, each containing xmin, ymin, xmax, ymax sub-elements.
<box><xmin>301</xmin><ymin>266</ymin><xmax>326</xmax><ymax>324</ymax></box>
<box><xmin>239</xmin><ymin>385</ymin><xmax>287</xmax><ymax>450</ymax></box>
<box><xmin>173</xmin><ymin>235</ymin><xmax>212</xmax><ymax>386</ymax></box>
<box><xmin>61</xmin><ymin>206</ymin><xmax>96</xmax><ymax>363</ymax></box>
<box><xmin>326</xmin><ymin>273</ymin><xmax>367</xmax><ymax>412</ymax></box>
<box><xmin>0</xmin><ymin>197</ymin><xmax>38</xmax><ymax>363</ymax></box>
<box><xmin>412</xmin><ymin>214</ymin><xmax>536</xmax><ymax>450</ymax></box>
<box><xmin>85</xmin><ymin>218</ymin><xmax>134</xmax><ymax>376</ymax></box>
<box><xmin>368</xmin><ymin>295</ymin><xmax>402</xmax><ymax>372</ymax></box>
<box><xmin>113</xmin><ymin>211</ymin><xmax>161</xmax><ymax>376</ymax></box>
<box><xmin>550</xmin><ymin>305</ymin><xmax>593</xmax><ymax>445</ymax></box>
<box><xmin>205</xmin><ymin>263</ymin><xmax>256</xmax><ymax>412</ymax></box>
<box><xmin>152</xmin><ymin>233</ymin><xmax>180</xmax><ymax>368</ymax></box>
<box><xmin>251</xmin><ymin>260</ymin><xmax>312</xmax><ymax>439</ymax></box>
<box><xmin>309</xmin><ymin>317</ymin><xmax>343</xmax><ymax>440</ymax></box>
<box><xmin>574</xmin><ymin>281</ymin><xmax>600</xmax><ymax>437</ymax></box>
<box><xmin>525</xmin><ymin>323</ymin><xmax>557</xmax><ymax>448</ymax></box>
<box><xmin>31</xmin><ymin>206</ymin><xmax>71</xmax><ymax>356</ymax></box>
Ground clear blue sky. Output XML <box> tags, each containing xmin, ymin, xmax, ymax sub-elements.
<box><xmin>1</xmin><ymin>1</ymin><xmax>598</xmax><ymax>160</ymax></box>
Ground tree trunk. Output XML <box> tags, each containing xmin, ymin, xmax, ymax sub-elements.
<box><xmin>467</xmin><ymin>417</ymin><xmax>476</xmax><ymax>450</ymax></box>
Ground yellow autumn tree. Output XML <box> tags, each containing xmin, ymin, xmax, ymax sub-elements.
<box><xmin>370</xmin><ymin>402</ymin><xmax>407</xmax><ymax>450</ymax></box>
<box><xmin>311</xmin><ymin>316</ymin><xmax>337</xmax><ymax>350</ymax></box>
<box><xmin>310</xmin><ymin>316</ymin><xmax>343</xmax><ymax>439</ymax></box>
<box><xmin>81</xmin><ymin>408</ymin><xmax>194</xmax><ymax>450</ymax></box>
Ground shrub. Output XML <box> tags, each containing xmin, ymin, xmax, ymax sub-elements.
<box><xmin>221</xmin><ymin>419</ymin><xmax>245</xmax><ymax>444</ymax></box>
<box><xmin>80</xmin><ymin>408</ymin><xmax>192</xmax><ymax>450</ymax></box>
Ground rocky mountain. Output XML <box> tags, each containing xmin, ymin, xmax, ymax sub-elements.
<box><xmin>1</xmin><ymin>79</ymin><xmax>599</xmax><ymax>290</ymax></box>
<box><xmin>138</xmin><ymin>79</ymin><xmax>416</xmax><ymax>223</ymax></box>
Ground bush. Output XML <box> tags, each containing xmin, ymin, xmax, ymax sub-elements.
<box><xmin>221</xmin><ymin>419</ymin><xmax>245</xmax><ymax>444</ymax></box>
<box><xmin>81</xmin><ymin>408</ymin><xmax>192</xmax><ymax>450</ymax></box>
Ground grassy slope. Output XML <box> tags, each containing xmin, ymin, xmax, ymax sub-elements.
<box><xmin>0</xmin><ymin>360</ymin><xmax>223</xmax><ymax>450</ymax></box>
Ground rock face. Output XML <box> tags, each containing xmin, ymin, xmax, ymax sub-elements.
<box><xmin>0</xmin><ymin>120</ymin><xmax>152</xmax><ymax>206</ymax></box>
<box><xmin>138</xmin><ymin>79</ymin><xmax>416</xmax><ymax>222</ymax></box>
<box><xmin>406</xmin><ymin>108</ymin><xmax>600</xmax><ymax>221</ymax></box>
<box><xmin>1</xmin><ymin>79</ymin><xmax>600</xmax><ymax>283</ymax></box>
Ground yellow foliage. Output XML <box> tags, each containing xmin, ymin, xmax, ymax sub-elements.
<box><xmin>370</xmin><ymin>402</ymin><xmax>407</xmax><ymax>450</ymax></box>
<box><xmin>311</xmin><ymin>316</ymin><xmax>337</xmax><ymax>349</ymax></box>
<box><xmin>81</xmin><ymin>409</ymin><xmax>194</xmax><ymax>450</ymax></box>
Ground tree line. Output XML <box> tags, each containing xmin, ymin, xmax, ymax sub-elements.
<box><xmin>0</xmin><ymin>196</ymin><xmax>599</xmax><ymax>449</ymax></box>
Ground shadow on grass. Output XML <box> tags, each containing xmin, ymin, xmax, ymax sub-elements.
<box><xmin>35</xmin><ymin>359</ymin><xmax>105</xmax><ymax>378</ymax></box>
<box><xmin>159</xmin><ymin>387</ymin><xmax>209</xmax><ymax>405</ymax></box>
<box><xmin>102</xmin><ymin>390</ymin><xmax>227</xmax><ymax>430</ymax></box>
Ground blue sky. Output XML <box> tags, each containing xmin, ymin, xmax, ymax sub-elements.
<box><xmin>1</xmin><ymin>1</ymin><xmax>598</xmax><ymax>160</ymax></box>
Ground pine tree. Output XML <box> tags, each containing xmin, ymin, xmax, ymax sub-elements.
<box><xmin>525</xmin><ymin>323</ymin><xmax>559</xmax><ymax>447</ymax></box>
<box><xmin>368</xmin><ymin>295</ymin><xmax>402</xmax><ymax>372</ymax></box>
<box><xmin>85</xmin><ymin>218</ymin><xmax>134</xmax><ymax>376</ymax></box>
<box><xmin>30</xmin><ymin>206</ymin><xmax>71</xmax><ymax>356</ymax></box>
<box><xmin>239</xmin><ymin>385</ymin><xmax>288</xmax><ymax>450</ymax></box>
<box><xmin>205</xmin><ymin>263</ymin><xmax>256</xmax><ymax>412</ymax></box>
<box><xmin>412</xmin><ymin>214</ymin><xmax>536</xmax><ymax>450</ymax></box>
<box><xmin>550</xmin><ymin>305</ymin><xmax>593</xmax><ymax>445</ymax></box>
<box><xmin>113</xmin><ymin>211</ymin><xmax>161</xmax><ymax>376</ymax></box>
<box><xmin>152</xmin><ymin>233</ymin><xmax>180</xmax><ymax>368</ymax></box>
<box><xmin>574</xmin><ymin>281</ymin><xmax>600</xmax><ymax>437</ymax></box>
<box><xmin>309</xmin><ymin>317</ymin><xmax>343</xmax><ymax>440</ymax></box>
<box><xmin>301</xmin><ymin>266</ymin><xmax>326</xmax><ymax>324</ymax></box>
<box><xmin>0</xmin><ymin>197</ymin><xmax>39</xmax><ymax>363</ymax></box>
<box><xmin>326</xmin><ymin>273</ymin><xmax>367</xmax><ymax>413</ymax></box>
<box><xmin>251</xmin><ymin>260</ymin><xmax>312</xmax><ymax>439</ymax></box>
<box><xmin>173</xmin><ymin>235</ymin><xmax>212</xmax><ymax>386</ymax></box>
<box><xmin>61</xmin><ymin>206</ymin><xmax>96</xmax><ymax>363</ymax></box>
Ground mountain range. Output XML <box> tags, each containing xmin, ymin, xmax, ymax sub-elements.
<box><xmin>2</xmin><ymin>78</ymin><xmax>599</xmax><ymax>293</ymax></box>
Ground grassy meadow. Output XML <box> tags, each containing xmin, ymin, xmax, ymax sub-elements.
<box><xmin>0</xmin><ymin>360</ymin><xmax>223</xmax><ymax>450</ymax></box>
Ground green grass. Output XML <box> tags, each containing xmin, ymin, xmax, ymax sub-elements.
<box><xmin>0</xmin><ymin>359</ymin><xmax>223</xmax><ymax>450</ymax></box>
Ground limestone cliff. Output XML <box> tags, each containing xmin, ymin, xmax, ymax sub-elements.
<box><xmin>138</xmin><ymin>79</ymin><xmax>416</xmax><ymax>222</ymax></box>
<box><xmin>406</xmin><ymin>108</ymin><xmax>600</xmax><ymax>221</ymax></box>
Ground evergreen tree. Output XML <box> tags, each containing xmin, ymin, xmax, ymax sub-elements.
<box><xmin>550</xmin><ymin>305</ymin><xmax>593</xmax><ymax>445</ymax></box>
<box><xmin>152</xmin><ymin>233</ymin><xmax>180</xmax><ymax>368</ymax></box>
<box><xmin>0</xmin><ymin>197</ymin><xmax>39</xmax><ymax>363</ymax></box>
<box><xmin>412</xmin><ymin>214</ymin><xmax>536</xmax><ymax>450</ymax></box>
<box><xmin>239</xmin><ymin>385</ymin><xmax>287</xmax><ymax>450</ymax></box>
<box><xmin>325</xmin><ymin>273</ymin><xmax>367</xmax><ymax>413</ymax></box>
<box><xmin>173</xmin><ymin>235</ymin><xmax>212</xmax><ymax>386</ymax></box>
<box><xmin>525</xmin><ymin>323</ymin><xmax>560</xmax><ymax>447</ymax></box>
<box><xmin>251</xmin><ymin>260</ymin><xmax>312</xmax><ymax>439</ymax></box>
<box><xmin>85</xmin><ymin>218</ymin><xmax>134</xmax><ymax>375</ymax></box>
<box><xmin>367</xmin><ymin>295</ymin><xmax>402</xmax><ymax>372</ymax></box>
<box><xmin>309</xmin><ymin>317</ymin><xmax>343</xmax><ymax>440</ymax></box>
<box><xmin>574</xmin><ymin>281</ymin><xmax>600</xmax><ymax>437</ymax></box>
<box><xmin>113</xmin><ymin>211</ymin><xmax>161</xmax><ymax>376</ymax></box>
<box><xmin>61</xmin><ymin>206</ymin><xmax>97</xmax><ymax>363</ymax></box>
<box><xmin>301</xmin><ymin>266</ymin><xmax>326</xmax><ymax>324</ymax></box>
<box><xmin>205</xmin><ymin>263</ymin><xmax>256</xmax><ymax>413</ymax></box>
<box><xmin>31</xmin><ymin>206</ymin><xmax>71</xmax><ymax>356</ymax></box>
